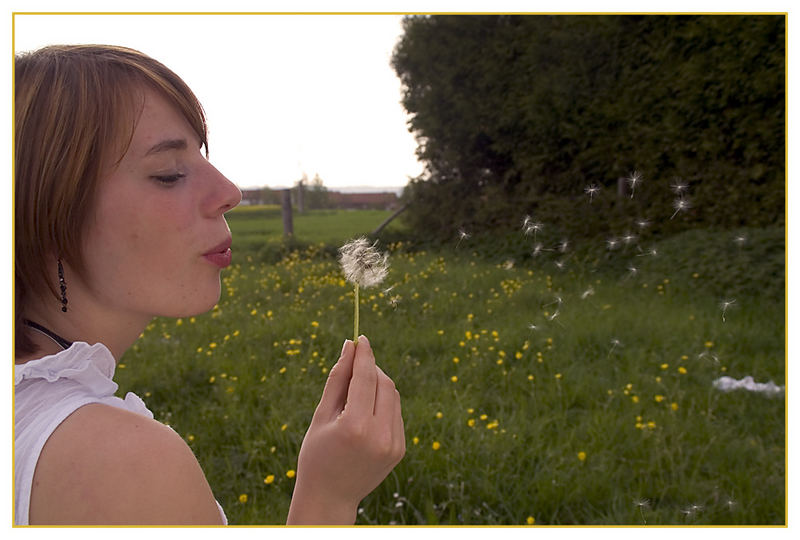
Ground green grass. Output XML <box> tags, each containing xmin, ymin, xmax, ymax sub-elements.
<box><xmin>115</xmin><ymin>209</ymin><xmax>785</xmax><ymax>525</ymax></box>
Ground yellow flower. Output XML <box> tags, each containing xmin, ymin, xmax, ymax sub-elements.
<box><xmin>705</xmin><ymin>341</ymin><xmax>714</xmax><ymax>348</ymax></box>
<box><xmin>452</xmin><ymin>356</ymin><xmax>460</xmax><ymax>364</ymax></box>
<box><xmin>671</xmin><ymin>402</ymin><xmax>679</xmax><ymax>411</ymax></box>
<box><xmin>286</xmin><ymin>469</ymin><xmax>296</xmax><ymax>479</ymax></box>
<box><xmin>187</xmin><ymin>434</ymin><xmax>195</xmax><ymax>442</ymax></box>
<box><xmin>467</xmin><ymin>408</ymin><xmax>475</xmax><ymax>414</ymax></box>
<box><xmin>435</xmin><ymin>411</ymin><xmax>443</xmax><ymax>419</ymax></box>
<box><xmin>577</xmin><ymin>451</ymin><xmax>587</xmax><ymax>462</ymax></box>
<box><xmin>281</xmin><ymin>424</ymin><xmax>288</xmax><ymax>431</ymax></box>
<box><xmin>250</xmin><ymin>308</ymin><xmax>258</xmax><ymax>316</ymax></box>
<box><xmin>526</xmin><ymin>516</ymin><xmax>535</xmax><ymax>525</ymax></box>
<box><xmin>515</xmin><ymin>351</ymin><xmax>523</xmax><ymax>360</ymax></box>
<box><xmin>238</xmin><ymin>494</ymin><xmax>248</xmax><ymax>504</ymax></box>
<box><xmin>451</xmin><ymin>375</ymin><xmax>458</xmax><ymax>383</ymax></box>
<box><xmin>432</xmin><ymin>441</ymin><xmax>441</xmax><ymax>451</ymax></box>
<box><xmin>437</xmin><ymin>329</ymin><xmax>444</xmax><ymax>335</ymax></box>
<box><xmin>555</xmin><ymin>373</ymin><xmax>562</xmax><ymax>380</ymax></box>
<box><xmin>264</xmin><ymin>475</ymin><xmax>275</xmax><ymax>485</ymax></box>
<box><xmin>660</xmin><ymin>363</ymin><xmax>669</xmax><ymax>370</ymax></box>
<box><xmin>311</xmin><ymin>321</ymin><xmax>319</xmax><ymax>328</ymax></box>
<box><xmin>208</xmin><ymin>376</ymin><xmax>215</xmax><ymax>383</ymax></box>
<box><xmin>467</xmin><ymin>418</ymin><xmax>476</xmax><ymax>427</ymax></box>
<box><xmin>528</xmin><ymin>374</ymin><xmax>534</xmax><ymax>381</ymax></box>
<box><xmin>654</xmin><ymin>395</ymin><xmax>664</xmax><ymax>403</ymax></box>
<box><xmin>647</xmin><ymin>421</ymin><xmax>656</xmax><ymax>429</ymax></box>
<box><xmin>480</xmin><ymin>414</ymin><xmax>488</xmax><ymax>421</ymax></box>
<box><xmin>631</xmin><ymin>395</ymin><xmax>639</xmax><ymax>403</ymax></box>
<box><xmin>279</xmin><ymin>366</ymin><xmax>287</xmax><ymax>374</ymax></box>
<box><xmin>678</xmin><ymin>366</ymin><xmax>687</xmax><ymax>374</ymax></box>
<box><xmin>412</xmin><ymin>436</ymin><xmax>420</xmax><ymax>445</ymax></box>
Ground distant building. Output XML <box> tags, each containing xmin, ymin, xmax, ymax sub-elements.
<box><xmin>327</xmin><ymin>191</ymin><xmax>400</xmax><ymax>210</ymax></box>
<box><xmin>240</xmin><ymin>188</ymin><xmax>266</xmax><ymax>205</ymax></box>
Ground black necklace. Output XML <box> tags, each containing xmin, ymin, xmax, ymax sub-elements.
<box><xmin>23</xmin><ymin>319</ymin><xmax>74</xmax><ymax>351</ymax></box>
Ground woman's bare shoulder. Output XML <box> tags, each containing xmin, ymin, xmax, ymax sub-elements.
<box><xmin>28</xmin><ymin>402</ymin><xmax>224</xmax><ymax>525</ymax></box>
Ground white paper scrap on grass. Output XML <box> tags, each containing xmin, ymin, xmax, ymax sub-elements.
<box><xmin>712</xmin><ymin>376</ymin><xmax>784</xmax><ymax>397</ymax></box>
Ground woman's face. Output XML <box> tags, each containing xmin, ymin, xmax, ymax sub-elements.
<box><xmin>77</xmin><ymin>88</ymin><xmax>241</xmax><ymax>321</ymax></box>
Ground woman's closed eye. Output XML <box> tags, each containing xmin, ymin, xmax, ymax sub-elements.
<box><xmin>152</xmin><ymin>172</ymin><xmax>186</xmax><ymax>185</ymax></box>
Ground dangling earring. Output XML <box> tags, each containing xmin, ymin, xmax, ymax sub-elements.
<box><xmin>57</xmin><ymin>258</ymin><xmax>68</xmax><ymax>312</ymax></box>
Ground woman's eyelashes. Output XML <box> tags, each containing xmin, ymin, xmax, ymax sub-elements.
<box><xmin>151</xmin><ymin>172</ymin><xmax>187</xmax><ymax>185</ymax></box>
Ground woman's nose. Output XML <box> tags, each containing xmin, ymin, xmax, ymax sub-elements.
<box><xmin>208</xmin><ymin>164</ymin><xmax>242</xmax><ymax>215</ymax></box>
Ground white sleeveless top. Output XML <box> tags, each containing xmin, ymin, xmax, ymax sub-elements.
<box><xmin>14</xmin><ymin>342</ymin><xmax>227</xmax><ymax>525</ymax></box>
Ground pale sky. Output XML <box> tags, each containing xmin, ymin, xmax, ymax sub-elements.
<box><xmin>13</xmin><ymin>13</ymin><xmax>424</xmax><ymax>191</ymax></box>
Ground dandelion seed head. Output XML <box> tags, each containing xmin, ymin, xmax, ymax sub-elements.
<box><xmin>338</xmin><ymin>237</ymin><xmax>389</xmax><ymax>288</ymax></box>
<box><xmin>633</xmin><ymin>498</ymin><xmax>650</xmax><ymax>509</ymax></box>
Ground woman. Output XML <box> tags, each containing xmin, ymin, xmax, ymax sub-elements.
<box><xmin>14</xmin><ymin>44</ymin><xmax>405</xmax><ymax>525</ymax></box>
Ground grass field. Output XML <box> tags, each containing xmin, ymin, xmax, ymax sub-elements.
<box><xmin>115</xmin><ymin>206</ymin><xmax>785</xmax><ymax>525</ymax></box>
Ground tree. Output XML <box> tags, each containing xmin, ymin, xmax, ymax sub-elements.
<box><xmin>392</xmin><ymin>15</ymin><xmax>785</xmax><ymax>241</ymax></box>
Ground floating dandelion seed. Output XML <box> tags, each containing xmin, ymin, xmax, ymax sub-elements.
<box><xmin>622</xmin><ymin>233</ymin><xmax>637</xmax><ymax>246</ymax></box>
<box><xmin>522</xmin><ymin>216</ymin><xmax>543</xmax><ymax>239</ymax></box>
<box><xmin>627</xmin><ymin>171</ymin><xmax>642</xmax><ymax>199</ymax></box>
<box><xmin>734</xmin><ymin>235</ymin><xmax>747</xmax><ymax>247</ymax></box>
<box><xmin>558</xmin><ymin>239</ymin><xmax>569</xmax><ymax>253</ymax></box>
<box><xmin>626</xmin><ymin>266</ymin><xmax>638</xmax><ymax>279</ymax></box>
<box><xmin>636</xmin><ymin>247</ymin><xmax>658</xmax><ymax>257</ymax></box>
<box><xmin>580</xmin><ymin>286</ymin><xmax>595</xmax><ymax>299</ymax></box>
<box><xmin>670</xmin><ymin>180</ymin><xmax>688</xmax><ymax>195</ymax></box>
<box><xmin>608</xmin><ymin>338</ymin><xmax>621</xmax><ymax>356</ymax></box>
<box><xmin>584</xmin><ymin>184</ymin><xmax>600</xmax><ymax>202</ymax></box>
<box><xmin>720</xmin><ymin>299</ymin><xmax>736</xmax><ymax>322</ymax></box>
<box><xmin>339</xmin><ymin>237</ymin><xmax>389</xmax><ymax>343</ymax></box>
<box><xmin>606</xmin><ymin>238</ymin><xmax>619</xmax><ymax>250</ymax></box>
<box><xmin>670</xmin><ymin>198</ymin><xmax>691</xmax><ymax>219</ymax></box>
<box><xmin>532</xmin><ymin>243</ymin><xmax>543</xmax><ymax>257</ymax></box>
<box><xmin>633</xmin><ymin>498</ymin><xmax>650</xmax><ymax>525</ymax></box>
<box><xmin>554</xmin><ymin>259</ymin><xmax>566</xmax><ymax>270</ymax></box>
<box><xmin>456</xmin><ymin>229</ymin><xmax>470</xmax><ymax>248</ymax></box>
<box><xmin>636</xmin><ymin>218</ymin><xmax>651</xmax><ymax>230</ymax></box>
<box><xmin>543</xmin><ymin>296</ymin><xmax>563</xmax><ymax>308</ymax></box>
<box><xmin>527</xmin><ymin>323</ymin><xmax>540</xmax><ymax>331</ymax></box>
<box><xmin>698</xmin><ymin>351</ymin><xmax>720</xmax><ymax>364</ymax></box>
<box><xmin>547</xmin><ymin>310</ymin><xmax>560</xmax><ymax>322</ymax></box>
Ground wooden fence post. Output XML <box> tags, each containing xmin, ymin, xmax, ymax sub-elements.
<box><xmin>282</xmin><ymin>189</ymin><xmax>293</xmax><ymax>237</ymax></box>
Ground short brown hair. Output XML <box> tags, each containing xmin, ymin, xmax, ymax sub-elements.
<box><xmin>15</xmin><ymin>44</ymin><xmax>209</xmax><ymax>357</ymax></box>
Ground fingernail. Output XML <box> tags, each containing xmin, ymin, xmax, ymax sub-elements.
<box><xmin>341</xmin><ymin>339</ymin><xmax>348</xmax><ymax>355</ymax></box>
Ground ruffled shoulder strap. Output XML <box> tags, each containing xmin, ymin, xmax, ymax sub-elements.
<box><xmin>15</xmin><ymin>342</ymin><xmax>118</xmax><ymax>397</ymax></box>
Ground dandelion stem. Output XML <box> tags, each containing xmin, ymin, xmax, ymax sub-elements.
<box><xmin>354</xmin><ymin>283</ymin><xmax>360</xmax><ymax>344</ymax></box>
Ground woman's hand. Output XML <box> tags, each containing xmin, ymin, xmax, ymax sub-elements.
<box><xmin>287</xmin><ymin>336</ymin><xmax>405</xmax><ymax>525</ymax></box>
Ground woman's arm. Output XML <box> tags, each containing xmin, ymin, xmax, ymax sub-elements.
<box><xmin>28</xmin><ymin>403</ymin><xmax>225</xmax><ymax>525</ymax></box>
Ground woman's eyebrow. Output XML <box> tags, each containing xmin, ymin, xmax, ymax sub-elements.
<box><xmin>144</xmin><ymin>138</ymin><xmax>187</xmax><ymax>156</ymax></box>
